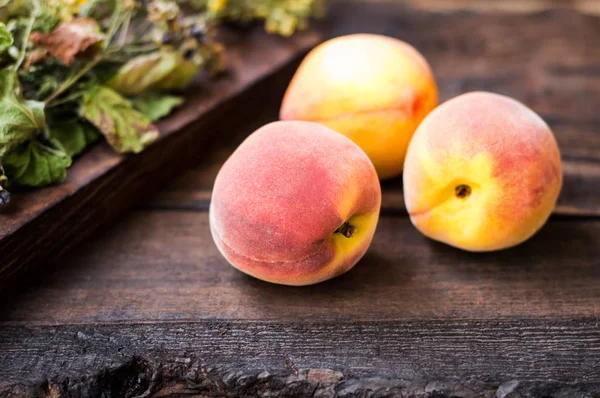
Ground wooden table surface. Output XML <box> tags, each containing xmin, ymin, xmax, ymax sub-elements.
<box><xmin>1</xmin><ymin>2</ymin><xmax>599</xmax><ymax>397</ymax></box>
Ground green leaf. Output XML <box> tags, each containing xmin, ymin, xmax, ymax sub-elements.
<box><xmin>0</xmin><ymin>69</ymin><xmax>46</xmax><ymax>156</ymax></box>
<box><xmin>152</xmin><ymin>57</ymin><xmax>199</xmax><ymax>91</ymax></box>
<box><xmin>3</xmin><ymin>139</ymin><xmax>71</xmax><ymax>188</ymax></box>
<box><xmin>49</xmin><ymin>123</ymin><xmax>84</xmax><ymax>157</ymax></box>
<box><xmin>108</xmin><ymin>51</ymin><xmax>200</xmax><ymax>95</ymax></box>
<box><xmin>108</xmin><ymin>51</ymin><xmax>179</xmax><ymax>96</ymax></box>
<box><xmin>82</xmin><ymin>122</ymin><xmax>101</xmax><ymax>145</ymax></box>
<box><xmin>32</xmin><ymin>8</ymin><xmax>61</xmax><ymax>33</ymax></box>
<box><xmin>131</xmin><ymin>93</ymin><xmax>183</xmax><ymax>121</ymax></box>
<box><xmin>0</xmin><ymin>0</ymin><xmax>33</xmax><ymax>21</ymax></box>
<box><xmin>80</xmin><ymin>85</ymin><xmax>159</xmax><ymax>154</ymax></box>
<box><xmin>0</xmin><ymin>23</ymin><xmax>13</xmax><ymax>52</ymax></box>
<box><xmin>49</xmin><ymin>121</ymin><xmax>102</xmax><ymax>157</ymax></box>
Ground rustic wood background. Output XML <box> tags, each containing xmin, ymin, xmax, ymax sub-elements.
<box><xmin>1</xmin><ymin>1</ymin><xmax>600</xmax><ymax>397</ymax></box>
<box><xmin>0</xmin><ymin>27</ymin><xmax>320</xmax><ymax>290</ymax></box>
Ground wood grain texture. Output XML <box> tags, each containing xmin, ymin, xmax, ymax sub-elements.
<box><xmin>403</xmin><ymin>0</ymin><xmax>600</xmax><ymax>16</ymax></box>
<box><xmin>0</xmin><ymin>27</ymin><xmax>321</xmax><ymax>290</ymax></box>
<box><xmin>1</xmin><ymin>319</ymin><xmax>599</xmax><ymax>397</ymax></box>
<box><xmin>2</xmin><ymin>212</ymin><xmax>599</xmax><ymax>325</ymax></box>
<box><xmin>2</xmin><ymin>2</ymin><xmax>600</xmax><ymax>397</ymax></box>
<box><xmin>148</xmin><ymin>2</ymin><xmax>600</xmax><ymax>217</ymax></box>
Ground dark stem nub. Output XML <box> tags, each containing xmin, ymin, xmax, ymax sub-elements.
<box><xmin>335</xmin><ymin>221</ymin><xmax>356</xmax><ymax>238</ymax></box>
<box><xmin>455</xmin><ymin>184</ymin><xmax>472</xmax><ymax>199</ymax></box>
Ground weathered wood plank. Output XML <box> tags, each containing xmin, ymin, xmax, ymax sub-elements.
<box><xmin>401</xmin><ymin>0</ymin><xmax>600</xmax><ymax>15</ymax></box>
<box><xmin>0</xmin><ymin>28</ymin><xmax>321</xmax><ymax>290</ymax></box>
<box><xmin>2</xmin><ymin>3</ymin><xmax>600</xmax><ymax>397</ymax></box>
<box><xmin>2</xmin><ymin>211</ymin><xmax>598</xmax><ymax>325</ymax></box>
<box><xmin>1</xmin><ymin>319</ymin><xmax>599</xmax><ymax>397</ymax></box>
<box><xmin>2</xmin><ymin>3</ymin><xmax>600</xmax><ymax>290</ymax></box>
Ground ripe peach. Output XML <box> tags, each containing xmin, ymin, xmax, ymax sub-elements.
<box><xmin>209</xmin><ymin>121</ymin><xmax>381</xmax><ymax>286</ymax></box>
<box><xmin>403</xmin><ymin>92</ymin><xmax>562</xmax><ymax>252</ymax></box>
<box><xmin>280</xmin><ymin>34</ymin><xmax>438</xmax><ymax>180</ymax></box>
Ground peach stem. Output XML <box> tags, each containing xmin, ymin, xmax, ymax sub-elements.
<box><xmin>335</xmin><ymin>221</ymin><xmax>356</xmax><ymax>238</ymax></box>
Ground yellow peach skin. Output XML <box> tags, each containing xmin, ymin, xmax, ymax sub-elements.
<box><xmin>210</xmin><ymin>121</ymin><xmax>381</xmax><ymax>286</ymax></box>
<box><xmin>280</xmin><ymin>34</ymin><xmax>438</xmax><ymax>180</ymax></box>
<box><xmin>403</xmin><ymin>92</ymin><xmax>562</xmax><ymax>252</ymax></box>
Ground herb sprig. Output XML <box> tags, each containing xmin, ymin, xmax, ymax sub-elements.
<box><xmin>0</xmin><ymin>0</ymin><xmax>321</xmax><ymax>208</ymax></box>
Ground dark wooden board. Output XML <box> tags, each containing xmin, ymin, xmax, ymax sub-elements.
<box><xmin>1</xmin><ymin>212</ymin><xmax>599</xmax><ymax>396</ymax></box>
<box><xmin>2</xmin><ymin>211</ymin><xmax>599</xmax><ymax>324</ymax></box>
<box><xmin>2</xmin><ymin>2</ymin><xmax>600</xmax><ymax>397</ymax></box>
<box><xmin>1</xmin><ymin>319</ymin><xmax>598</xmax><ymax>397</ymax></box>
<box><xmin>0</xmin><ymin>27</ymin><xmax>321</xmax><ymax>290</ymax></box>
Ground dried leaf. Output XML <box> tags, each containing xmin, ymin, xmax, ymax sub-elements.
<box><xmin>80</xmin><ymin>85</ymin><xmax>159</xmax><ymax>154</ymax></box>
<box><xmin>29</xmin><ymin>17</ymin><xmax>104</xmax><ymax>66</ymax></box>
<box><xmin>22</xmin><ymin>48</ymin><xmax>49</xmax><ymax>72</ymax></box>
<box><xmin>3</xmin><ymin>139</ymin><xmax>71</xmax><ymax>187</ymax></box>
<box><xmin>131</xmin><ymin>93</ymin><xmax>183</xmax><ymax>121</ymax></box>
<box><xmin>0</xmin><ymin>69</ymin><xmax>46</xmax><ymax>156</ymax></box>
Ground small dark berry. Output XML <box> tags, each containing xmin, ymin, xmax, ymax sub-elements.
<box><xmin>190</xmin><ymin>26</ymin><xmax>205</xmax><ymax>42</ymax></box>
<box><xmin>162</xmin><ymin>33</ymin><xmax>173</xmax><ymax>45</ymax></box>
<box><xmin>0</xmin><ymin>191</ymin><xmax>10</xmax><ymax>208</ymax></box>
<box><xmin>183</xmin><ymin>48</ymin><xmax>195</xmax><ymax>59</ymax></box>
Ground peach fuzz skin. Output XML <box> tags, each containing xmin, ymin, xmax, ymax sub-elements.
<box><xmin>280</xmin><ymin>34</ymin><xmax>438</xmax><ymax>180</ymax></box>
<box><xmin>403</xmin><ymin>92</ymin><xmax>562</xmax><ymax>252</ymax></box>
<box><xmin>209</xmin><ymin>121</ymin><xmax>381</xmax><ymax>286</ymax></box>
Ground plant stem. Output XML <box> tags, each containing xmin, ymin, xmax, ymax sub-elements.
<box><xmin>116</xmin><ymin>43</ymin><xmax>160</xmax><ymax>53</ymax></box>
<box><xmin>44</xmin><ymin>3</ymin><xmax>125</xmax><ymax>105</ymax></box>
<box><xmin>44</xmin><ymin>56</ymin><xmax>102</xmax><ymax>105</ymax></box>
<box><xmin>46</xmin><ymin>91</ymin><xmax>84</xmax><ymax>108</ymax></box>
<box><xmin>14</xmin><ymin>0</ymin><xmax>40</xmax><ymax>71</ymax></box>
<box><xmin>100</xmin><ymin>54</ymin><xmax>128</xmax><ymax>62</ymax></box>
<box><xmin>335</xmin><ymin>222</ymin><xmax>356</xmax><ymax>238</ymax></box>
<box><xmin>104</xmin><ymin>4</ymin><xmax>125</xmax><ymax>49</ymax></box>
<box><xmin>117</xmin><ymin>12</ymin><xmax>132</xmax><ymax>49</ymax></box>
